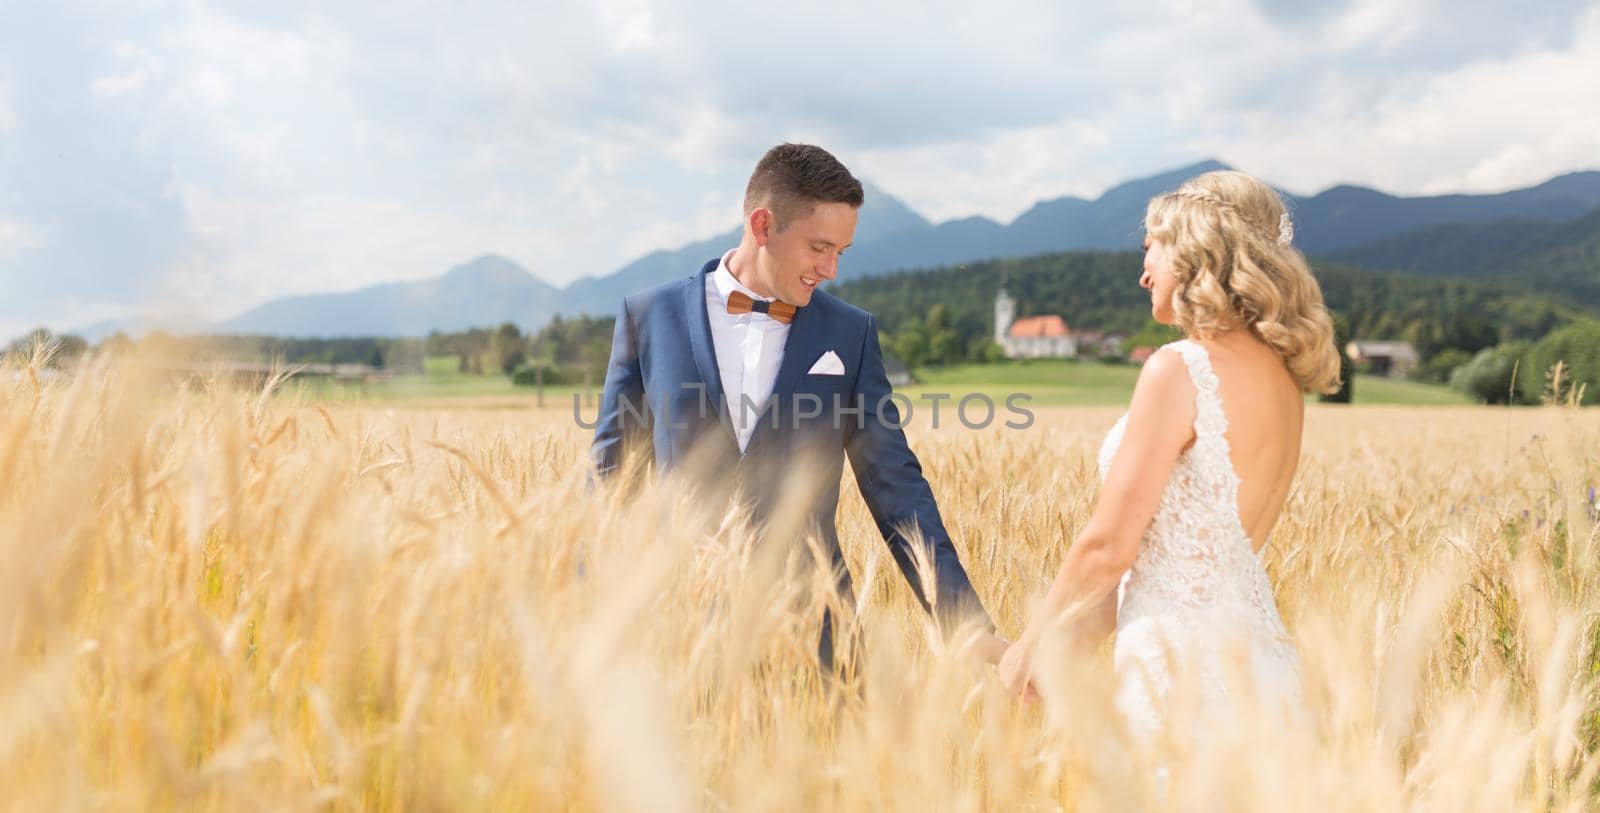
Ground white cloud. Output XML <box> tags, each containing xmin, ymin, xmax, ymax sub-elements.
<box><xmin>0</xmin><ymin>77</ymin><xmax>14</xmax><ymax>133</ymax></box>
<box><xmin>1</xmin><ymin>0</ymin><xmax>1597</xmax><ymax>335</ymax></box>
<box><xmin>853</xmin><ymin>119</ymin><xmax>1119</xmax><ymax>224</ymax></box>
<box><xmin>91</xmin><ymin>69</ymin><xmax>149</xmax><ymax>97</ymax></box>
<box><xmin>1411</xmin><ymin>10</ymin><xmax>1600</xmax><ymax>192</ymax></box>
<box><xmin>164</xmin><ymin>185</ymin><xmax>572</xmax><ymax>315</ymax></box>
<box><xmin>1328</xmin><ymin>0</ymin><xmax>1422</xmax><ymax>51</ymax></box>
<box><xmin>0</xmin><ymin>218</ymin><xmax>46</xmax><ymax>259</ymax></box>
<box><xmin>91</xmin><ymin>43</ymin><xmax>160</xmax><ymax>97</ymax></box>
<box><xmin>1205</xmin><ymin>3</ymin><xmax>1600</xmax><ymax>196</ymax></box>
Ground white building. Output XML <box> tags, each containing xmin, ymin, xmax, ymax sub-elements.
<box><xmin>994</xmin><ymin>287</ymin><xmax>1078</xmax><ymax>359</ymax></box>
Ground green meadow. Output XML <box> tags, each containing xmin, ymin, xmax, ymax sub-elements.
<box><xmin>908</xmin><ymin>359</ymin><xmax>1470</xmax><ymax>407</ymax></box>
<box><xmin>287</xmin><ymin>355</ymin><xmax>1469</xmax><ymax>408</ymax></box>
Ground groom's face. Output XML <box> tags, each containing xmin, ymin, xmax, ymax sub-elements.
<box><xmin>755</xmin><ymin>201</ymin><xmax>858</xmax><ymax>307</ymax></box>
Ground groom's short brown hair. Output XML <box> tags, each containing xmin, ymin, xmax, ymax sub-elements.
<box><xmin>743</xmin><ymin>143</ymin><xmax>864</xmax><ymax>230</ymax></box>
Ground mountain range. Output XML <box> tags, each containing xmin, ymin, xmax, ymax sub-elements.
<box><xmin>1330</xmin><ymin>206</ymin><xmax>1600</xmax><ymax>305</ymax></box>
<box><xmin>76</xmin><ymin>160</ymin><xmax>1600</xmax><ymax>340</ymax></box>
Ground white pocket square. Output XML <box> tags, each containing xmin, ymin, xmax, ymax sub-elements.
<box><xmin>806</xmin><ymin>350</ymin><xmax>846</xmax><ymax>376</ymax></box>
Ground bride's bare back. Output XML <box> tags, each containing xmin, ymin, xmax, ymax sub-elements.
<box><xmin>1192</xmin><ymin>331</ymin><xmax>1305</xmax><ymax>553</ymax></box>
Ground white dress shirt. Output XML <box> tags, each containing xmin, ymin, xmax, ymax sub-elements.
<box><xmin>705</xmin><ymin>248</ymin><xmax>790</xmax><ymax>452</ymax></box>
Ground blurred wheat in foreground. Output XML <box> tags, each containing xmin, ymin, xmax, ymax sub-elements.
<box><xmin>1</xmin><ymin>349</ymin><xmax>1597</xmax><ymax>811</ymax></box>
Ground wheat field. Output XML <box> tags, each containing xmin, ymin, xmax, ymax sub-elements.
<box><xmin>2</xmin><ymin>350</ymin><xmax>1597</xmax><ymax>811</ymax></box>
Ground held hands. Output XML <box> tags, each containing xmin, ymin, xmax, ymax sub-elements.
<box><xmin>966</xmin><ymin>632</ymin><xmax>1041</xmax><ymax>703</ymax></box>
<box><xmin>997</xmin><ymin>638</ymin><xmax>1040</xmax><ymax>703</ymax></box>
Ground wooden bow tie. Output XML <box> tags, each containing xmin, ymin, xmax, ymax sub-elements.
<box><xmin>726</xmin><ymin>290</ymin><xmax>797</xmax><ymax>324</ymax></box>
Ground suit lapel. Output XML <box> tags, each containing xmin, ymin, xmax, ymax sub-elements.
<box><xmin>684</xmin><ymin>260</ymin><xmax>724</xmax><ymax>411</ymax></box>
<box><xmin>684</xmin><ymin>260</ymin><xmax>738</xmax><ymax>443</ymax></box>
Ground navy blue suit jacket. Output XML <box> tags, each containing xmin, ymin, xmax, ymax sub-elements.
<box><xmin>591</xmin><ymin>259</ymin><xmax>992</xmax><ymax>640</ymax></box>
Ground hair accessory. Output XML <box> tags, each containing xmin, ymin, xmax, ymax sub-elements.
<box><xmin>1277</xmin><ymin>212</ymin><xmax>1294</xmax><ymax>246</ymax></box>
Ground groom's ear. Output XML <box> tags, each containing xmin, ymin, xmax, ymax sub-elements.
<box><xmin>749</xmin><ymin>207</ymin><xmax>773</xmax><ymax>247</ymax></box>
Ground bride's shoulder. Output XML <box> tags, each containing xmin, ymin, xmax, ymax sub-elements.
<box><xmin>1122</xmin><ymin>344</ymin><xmax>1199</xmax><ymax>445</ymax></box>
<box><xmin>1131</xmin><ymin>344</ymin><xmax>1197</xmax><ymax>402</ymax></box>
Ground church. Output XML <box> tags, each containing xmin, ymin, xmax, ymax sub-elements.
<box><xmin>993</xmin><ymin>287</ymin><xmax>1078</xmax><ymax>359</ymax></box>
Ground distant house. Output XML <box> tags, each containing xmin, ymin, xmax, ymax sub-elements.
<box><xmin>1074</xmin><ymin>330</ymin><xmax>1125</xmax><ymax>357</ymax></box>
<box><xmin>1347</xmin><ymin>341</ymin><xmax>1419</xmax><ymax>378</ymax></box>
<box><xmin>994</xmin><ymin>287</ymin><xmax>1079</xmax><ymax>359</ymax></box>
<box><xmin>883</xmin><ymin>352</ymin><xmax>915</xmax><ymax>387</ymax></box>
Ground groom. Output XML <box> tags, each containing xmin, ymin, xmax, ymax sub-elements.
<box><xmin>590</xmin><ymin>143</ymin><xmax>1001</xmax><ymax>671</ymax></box>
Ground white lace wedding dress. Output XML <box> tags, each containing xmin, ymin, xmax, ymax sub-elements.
<box><xmin>1097</xmin><ymin>339</ymin><xmax>1304</xmax><ymax>744</ymax></box>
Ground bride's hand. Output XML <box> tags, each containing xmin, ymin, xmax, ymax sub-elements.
<box><xmin>997</xmin><ymin>640</ymin><xmax>1039</xmax><ymax>703</ymax></box>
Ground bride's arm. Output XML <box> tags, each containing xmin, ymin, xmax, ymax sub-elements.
<box><xmin>998</xmin><ymin>348</ymin><xmax>1196</xmax><ymax>695</ymax></box>
<box><xmin>1065</xmin><ymin>590</ymin><xmax>1119</xmax><ymax>655</ymax></box>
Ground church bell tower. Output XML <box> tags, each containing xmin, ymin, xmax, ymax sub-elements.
<box><xmin>994</xmin><ymin>285</ymin><xmax>1016</xmax><ymax>345</ymax></box>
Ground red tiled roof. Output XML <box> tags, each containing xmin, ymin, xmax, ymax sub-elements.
<box><xmin>1008</xmin><ymin>315</ymin><xmax>1071</xmax><ymax>338</ymax></box>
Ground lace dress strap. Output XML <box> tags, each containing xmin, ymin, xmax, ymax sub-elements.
<box><xmin>1163</xmin><ymin>339</ymin><xmax>1228</xmax><ymax>443</ymax></box>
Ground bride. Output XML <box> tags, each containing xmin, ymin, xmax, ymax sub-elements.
<box><xmin>997</xmin><ymin>170</ymin><xmax>1341</xmax><ymax>748</ymax></box>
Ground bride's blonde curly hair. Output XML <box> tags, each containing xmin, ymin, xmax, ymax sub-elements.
<box><xmin>1144</xmin><ymin>170</ymin><xmax>1342</xmax><ymax>394</ymax></box>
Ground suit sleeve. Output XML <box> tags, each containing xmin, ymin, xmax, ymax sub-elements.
<box><xmin>844</xmin><ymin>315</ymin><xmax>993</xmax><ymax>631</ymax></box>
<box><xmin>590</xmin><ymin>297</ymin><xmax>652</xmax><ymax>480</ymax></box>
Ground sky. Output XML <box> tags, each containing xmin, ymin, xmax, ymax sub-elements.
<box><xmin>2</xmin><ymin>0</ymin><xmax>1599</xmax><ymax>339</ymax></box>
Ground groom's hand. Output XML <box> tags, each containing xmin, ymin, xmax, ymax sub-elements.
<box><xmin>973</xmin><ymin>633</ymin><xmax>1010</xmax><ymax>666</ymax></box>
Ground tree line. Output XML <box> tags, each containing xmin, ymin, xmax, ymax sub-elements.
<box><xmin>2</xmin><ymin>318</ymin><xmax>619</xmax><ymax>388</ymax></box>
<box><xmin>3</xmin><ymin>329</ymin><xmax>428</xmax><ymax>373</ymax></box>
<box><xmin>10</xmin><ymin>247</ymin><xmax>1596</xmax><ymax>404</ymax></box>
<box><xmin>827</xmin><ymin>250</ymin><xmax>1595</xmax><ymax>403</ymax></box>
<box><xmin>423</xmin><ymin>315</ymin><xmax>615</xmax><ymax>386</ymax></box>
<box><xmin>1448</xmin><ymin>320</ymin><xmax>1600</xmax><ymax>405</ymax></box>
